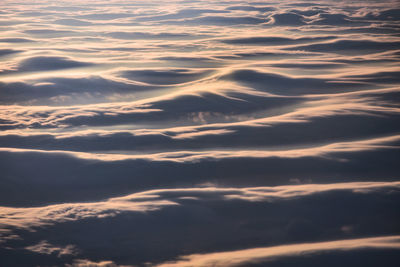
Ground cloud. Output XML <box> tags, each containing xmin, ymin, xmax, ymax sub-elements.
<box><xmin>0</xmin><ymin>101</ymin><xmax>161</xmax><ymax>128</ymax></box>
<box><xmin>344</xmin><ymin>71</ymin><xmax>400</xmax><ymax>84</ymax></box>
<box><xmin>0</xmin><ymin>38</ymin><xmax>34</xmax><ymax>43</ymax></box>
<box><xmin>133</xmin><ymin>8</ymin><xmax>230</xmax><ymax>22</ymax></box>
<box><xmin>1</xmin><ymin>1</ymin><xmax>400</xmax><ymax>266</ymax></box>
<box><xmin>25</xmin><ymin>240</ymin><xmax>77</xmax><ymax>257</ymax></box>
<box><xmin>270</xmin><ymin>62</ymin><xmax>344</xmax><ymax>69</ymax></box>
<box><xmin>226</xmin><ymin>5</ymin><xmax>275</xmax><ymax>13</ymax></box>
<box><xmin>0</xmin><ymin>134</ymin><xmax>399</xmax><ymax>206</ymax></box>
<box><xmin>74</xmin><ymin>13</ymin><xmax>134</xmax><ymax>20</ymax></box>
<box><xmin>287</xmin><ymin>40</ymin><xmax>400</xmax><ymax>54</ymax></box>
<box><xmin>311</xmin><ymin>13</ymin><xmax>365</xmax><ymax>26</ymax></box>
<box><xmin>1</xmin><ymin>182</ymin><xmax>399</xmax><ymax>266</ymax></box>
<box><xmin>0</xmin><ymin>81</ymin><xmax>397</xmax><ymax>130</ymax></box>
<box><xmin>1</xmin><ymin>82</ymin><xmax>399</xmax><ymax>150</ymax></box>
<box><xmin>366</xmin><ymin>8</ymin><xmax>400</xmax><ymax>21</ymax></box>
<box><xmin>0</xmin><ymin>49</ymin><xmax>21</xmax><ymax>57</ymax></box>
<box><xmin>1</xmin><ymin>96</ymin><xmax>399</xmax><ymax>154</ymax></box>
<box><xmin>105</xmin><ymin>31</ymin><xmax>207</xmax><ymax>40</ymax></box>
<box><xmin>156</xmin><ymin>236</ymin><xmax>400</xmax><ymax>267</ymax></box>
<box><xmin>66</xmin><ymin>259</ymin><xmax>118</xmax><ymax>267</ymax></box>
<box><xmin>221</xmin><ymin>36</ymin><xmax>335</xmax><ymax>45</ymax></box>
<box><xmin>269</xmin><ymin>13</ymin><xmax>307</xmax><ymax>25</ymax></box>
<box><xmin>0</xmin><ymin>75</ymin><xmax>157</xmax><ymax>104</ymax></box>
<box><xmin>163</xmin><ymin>16</ymin><xmax>266</xmax><ymax>26</ymax></box>
<box><xmin>1</xmin><ymin>181</ymin><xmax>399</xmax><ymax>228</ymax></box>
<box><xmin>14</xmin><ymin>56</ymin><xmax>94</xmax><ymax>72</ymax></box>
<box><xmin>119</xmin><ymin>69</ymin><xmax>212</xmax><ymax>85</ymax></box>
<box><xmin>1</xmin><ymin>110</ymin><xmax>398</xmax><ymax>152</ymax></box>
<box><xmin>52</xmin><ymin>19</ymin><xmax>93</xmax><ymax>26</ymax></box>
<box><xmin>1</xmin><ymin>134</ymin><xmax>399</xmax><ymax>163</ymax></box>
<box><xmin>23</xmin><ymin>29</ymin><xmax>82</xmax><ymax>38</ymax></box>
<box><xmin>155</xmin><ymin>56</ymin><xmax>224</xmax><ymax>68</ymax></box>
<box><xmin>221</xmin><ymin>69</ymin><xmax>367</xmax><ymax>95</ymax></box>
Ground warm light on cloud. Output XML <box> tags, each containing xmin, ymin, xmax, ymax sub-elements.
<box><xmin>156</xmin><ymin>235</ymin><xmax>400</xmax><ymax>267</ymax></box>
<box><xmin>1</xmin><ymin>0</ymin><xmax>400</xmax><ymax>266</ymax></box>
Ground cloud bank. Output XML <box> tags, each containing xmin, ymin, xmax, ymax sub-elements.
<box><xmin>1</xmin><ymin>0</ymin><xmax>400</xmax><ymax>266</ymax></box>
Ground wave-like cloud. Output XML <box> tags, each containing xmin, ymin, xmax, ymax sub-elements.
<box><xmin>1</xmin><ymin>133</ymin><xmax>399</xmax><ymax>207</ymax></box>
<box><xmin>1</xmin><ymin>0</ymin><xmax>400</xmax><ymax>266</ymax></box>
<box><xmin>1</xmin><ymin>134</ymin><xmax>399</xmax><ymax>162</ymax></box>
<box><xmin>1</xmin><ymin>181</ymin><xmax>399</xmax><ymax>266</ymax></box>
<box><xmin>157</xmin><ymin>236</ymin><xmax>400</xmax><ymax>267</ymax></box>
<box><xmin>1</xmin><ymin>181</ymin><xmax>399</xmax><ymax>230</ymax></box>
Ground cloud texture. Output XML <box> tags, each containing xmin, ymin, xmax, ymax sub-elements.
<box><xmin>1</xmin><ymin>0</ymin><xmax>400</xmax><ymax>266</ymax></box>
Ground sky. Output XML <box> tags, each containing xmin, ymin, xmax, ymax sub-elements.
<box><xmin>0</xmin><ymin>0</ymin><xmax>400</xmax><ymax>266</ymax></box>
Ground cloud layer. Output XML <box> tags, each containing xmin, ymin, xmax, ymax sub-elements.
<box><xmin>1</xmin><ymin>0</ymin><xmax>400</xmax><ymax>266</ymax></box>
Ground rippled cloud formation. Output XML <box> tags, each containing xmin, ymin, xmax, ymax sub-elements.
<box><xmin>1</xmin><ymin>0</ymin><xmax>400</xmax><ymax>266</ymax></box>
